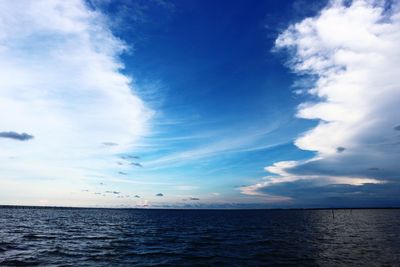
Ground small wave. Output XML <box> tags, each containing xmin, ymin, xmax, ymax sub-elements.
<box><xmin>23</xmin><ymin>233</ymin><xmax>56</xmax><ymax>240</ymax></box>
<box><xmin>0</xmin><ymin>259</ymin><xmax>40</xmax><ymax>266</ymax></box>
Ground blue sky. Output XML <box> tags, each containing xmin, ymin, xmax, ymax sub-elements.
<box><xmin>0</xmin><ymin>0</ymin><xmax>399</xmax><ymax>208</ymax></box>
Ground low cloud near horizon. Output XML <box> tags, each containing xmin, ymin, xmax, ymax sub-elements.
<box><xmin>241</xmin><ymin>0</ymin><xmax>400</xmax><ymax>205</ymax></box>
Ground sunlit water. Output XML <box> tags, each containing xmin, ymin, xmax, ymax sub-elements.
<box><xmin>0</xmin><ymin>207</ymin><xmax>399</xmax><ymax>266</ymax></box>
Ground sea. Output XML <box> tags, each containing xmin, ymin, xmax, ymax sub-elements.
<box><xmin>0</xmin><ymin>207</ymin><xmax>399</xmax><ymax>266</ymax></box>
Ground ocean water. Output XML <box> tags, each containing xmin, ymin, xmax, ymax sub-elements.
<box><xmin>0</xmin><ymin>208</ymin><xmax>399</xmax><ymax>266</ymax></box>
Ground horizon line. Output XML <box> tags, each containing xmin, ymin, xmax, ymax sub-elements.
<box><xmin>1</xmin><ymin>204</ymin><xmax>399</xmax><ymax>211</ymax></box>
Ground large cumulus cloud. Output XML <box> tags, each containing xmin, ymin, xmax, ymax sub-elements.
<box><xmin>0</xmin><ymin>1</ymin><xmax>153</xmax><ymax>182</ymax></box>
<box><xmin>241</xmin><ymin>0</ymin><xmax>400</xmax><ymax>205</ymax></box>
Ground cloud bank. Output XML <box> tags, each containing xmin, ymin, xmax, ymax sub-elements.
<box><xmin>242</xmin><ymin>0</ymin><xmax>400</xmax><ymax>205</ymax></box>
<box><xmin>0</xmin><ymin>1</ymin><xmax>152</xmax><ymax>181</ymax></box>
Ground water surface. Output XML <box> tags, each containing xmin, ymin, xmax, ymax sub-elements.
<box><xmin>0</xmin><ymin>207</ymin><xmax>399</xmax><ymax>266</ymax></box>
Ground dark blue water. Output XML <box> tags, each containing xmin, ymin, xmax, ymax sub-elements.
<box><xmin>0</xmin><ymin>208</ymin><xmax>399</xmax><ymax>266</ymax></box>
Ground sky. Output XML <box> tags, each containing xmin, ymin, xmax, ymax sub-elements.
<box><xmin>0</xmin><ymin>0</ymin><xmax>399</xmax><ymax>208</ymax></box>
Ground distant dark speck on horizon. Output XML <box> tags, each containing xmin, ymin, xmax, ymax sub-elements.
<box><xmin>105</xmin><ymin>191</ymin><xmax>120</xmax><ymax>195</ymax></box>
<box><xmin>156</xmin><ymin>193</ymin><xmax>164</xmax><ymax>197</ymax></box>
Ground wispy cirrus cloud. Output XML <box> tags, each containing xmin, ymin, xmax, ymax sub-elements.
<box><xmin>142</xmin><ymin>123</ymin><xmax>290</xmax><ymax>169</ymax></box>
<box><xmin>241</xmin><ymin>0</ymin><xmax>400</xmax><ymax>205</ymax></box>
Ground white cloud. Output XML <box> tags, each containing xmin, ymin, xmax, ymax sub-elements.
<box><xmin>242</xmin><ymin>0</ymin><xmax>400</xmax><ymax>198</ymax></box>
<box><xmin>143</xmin><ymin>123</ymin><xmax>287</xmax><ymax>169</ymax></box>
<box><xmin>0</xmin><ymin>1</ymin><xmax>153</xmax><ymax>190</ymax></box>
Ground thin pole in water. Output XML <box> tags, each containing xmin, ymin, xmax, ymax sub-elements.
<box><xmin>331</xmin><ymin>209</ymin><xmax>335</xmax><ymax>219</ymax></box>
